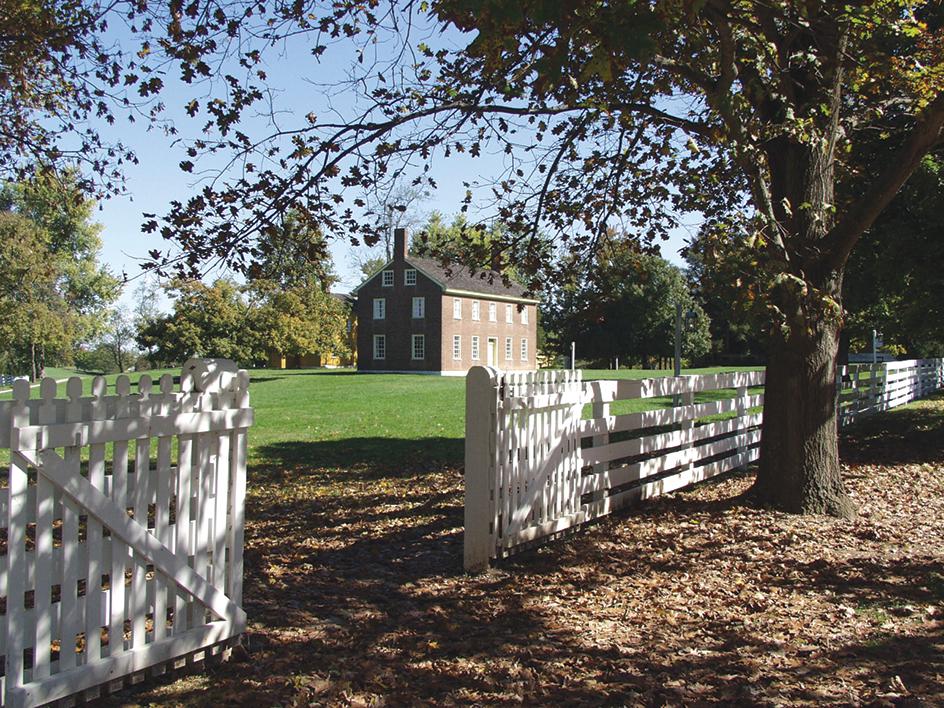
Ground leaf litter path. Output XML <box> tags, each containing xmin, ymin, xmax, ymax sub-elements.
<box><xmin>112</xmin><ymin>393</ymin><xmax>944</xmax><ymax>708</ymax></box>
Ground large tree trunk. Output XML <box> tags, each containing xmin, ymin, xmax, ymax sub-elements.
<box><xmin>747</xmin><ymin>308</ymin><xmax>856</xmax><ymax>518</ymax></box>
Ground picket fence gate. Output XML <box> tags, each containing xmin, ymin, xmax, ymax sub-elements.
<box><xmin>1</xmin><ymin>359</ymin><xmax>253</xmax><ymax>708</ymax></box>
<box><xmin>465</xmin><ymin>358</ymin><xmax>944</xmax><ymax>571</ymax></box>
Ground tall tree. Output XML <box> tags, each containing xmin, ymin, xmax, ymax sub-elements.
<box><xmin>136</xmin><ymin>279</ymin><xmax>257</xmax><ymax>366</ymax></box>
<box><xmin>842</xmin><ymin>152</ymin><xmax>944</xmax><ymax>359</ymax></box>
<box><xmin>247</xmin><ymin>210</ymin><xmax>338</xmax><ymax>290</ymax></box>
<box><xmin>544</xmin><ymin>248</ymin><xmax>710</xmax><ymax>368</ymax></box>
<box><xmin>247</xmin><ymin>213</ymin><xmax>353</xmax><ymax>364</ymax></box>
<box><xmin>0</xmin><ymin>211</ymin><xmax>68</xmax><ymax>380</ymax></box>
<box><xmin>684</xmin><ymin>224</ymin><xmax>769</xmax><ymax>362</ymax></box>
<box><xmin>0</xmin><ymin>171</ymin><xmax>120</xmax><ymax>377</ymax></box>
<box><xmin>100</xmin><ymin>306</ymin><xmax>137</xmax><ymax>373</ymax></box>
<box><xmin>134</xmin><ymin>2</ymin><xmax>942</xmax><ymax>517</ymax></box>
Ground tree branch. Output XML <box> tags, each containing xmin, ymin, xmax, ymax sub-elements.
<box><xmin>825</xmin><ymin>90</ymin><xmax>944</xmax><ymax>271</ymax></box>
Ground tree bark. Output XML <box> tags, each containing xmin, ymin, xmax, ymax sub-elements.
<box><xmin>748</xmin><ymin>303</ymin><xmax>856</xmax><ymax>518</ymax></box>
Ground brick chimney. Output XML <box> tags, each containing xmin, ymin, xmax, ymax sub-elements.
<box><xmin>394</xmin><ymin>228</ymin><xmax>408</xmax><ymax>262</ymax></box>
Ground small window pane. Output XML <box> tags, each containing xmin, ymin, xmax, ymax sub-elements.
<box><xmin>373</xmin><ymin>335</ymin><xmax>386</xmax><ymax>359</ymax></box>
<box><xmin>453</xmin><ymin>335</ymin><xmax>462</xmax><ymax>360</ymax></box>
<box><xmin>521</xmin><ymin>306</ymin><xmax>529</xmax><ymax>325</ymax></box>
<box><xmin>373</xmin><ymin>298</ymin><xmax>386</xmax><ymax>319</ymax></box>
<box><xmin>382</xmin><ymin>271</ymin><xmax>394</xmax><ymax>286</ymax></box>
<box><xmin>405</xmin><ymin>269</ymin><xmax>417</xmax><ymax>285</ymax></box>
<box><xmin>506</xmin><ymin>304</ymin><xmax>513</xmax><ymax>323</ymax></box>
<box><xmin>471</xmin><ymin>336</ymin><xmax>480</xmax><ymax>361</ymax></box>
<box><xmin>412</xmin><ymin>297</ymin><xmax>425</xmax><ymax>318</ymax></box>
<box><xmin>453</xmin><ymin>298</ymin><xmax>462</xmax><ymax>319</ymax></box>
<box><xmin>488</xmin><ymin>302</ymin><xmax>497</xmax><ymax>322</ymax></box>
<box><xmin>521</xmin><ymin>338</ymin><xmax>528</xmax><ymax>360</ymax></box>
<box><xmin>505</xmin><ymin>337</ymin><xmax>513</xmax><ymax>360</ymax></box>
<box><xmin>412</xmin><ymin>334</ymin><xmax>425</xmax><ymax>360</ymax></box>
<box><xmin>472</xmin><ymin>301</ymin><xmax>480</xmax><ymax>321</ymax></box>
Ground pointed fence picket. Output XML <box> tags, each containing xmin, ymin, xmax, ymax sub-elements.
<box><xmin>0</xmin><ymin>360</ymin><xmax>253</xmax><ymax>708</ymax></box>
<box><xmin>466</xmin><ymin>358</ymin><xmax>943</xmax><ymax>571</ymax></box>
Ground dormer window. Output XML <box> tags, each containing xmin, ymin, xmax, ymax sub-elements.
<box><xmin>382</xmin><ymin>270</ymin><xmax>394</xmax><ymax>286</ymax></box>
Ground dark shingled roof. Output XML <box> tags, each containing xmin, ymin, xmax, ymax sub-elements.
<box><xmin>331</xmin><ymin>292</ymin><xmax>356</xmax><ymax>310</ymax></box>
<box><xmin>405</xmin><ymin>256</ymin><xmax>537</xmax><ymax>301</ymax></box>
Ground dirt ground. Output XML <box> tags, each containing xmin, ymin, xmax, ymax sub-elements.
<box><xmin>110</xmin><ymin>393</ymin><xmax>944</xmax><ymax>708</ymax></box>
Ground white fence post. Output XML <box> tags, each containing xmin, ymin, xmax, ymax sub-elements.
<box><xmin>464</xmin><ymin>366</ymin><xmax>502</xmax><ymax>572</ymax></box>
<box><xmin>735</xmin><ymin>384</ymin><xmax>749</xmax><ymax>468</ymax></box>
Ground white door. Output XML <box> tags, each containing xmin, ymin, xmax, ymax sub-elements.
<box><xmin>487</xmin><ymin>338</ymin><xmax>498</xmax><ymax>366</ymax></box>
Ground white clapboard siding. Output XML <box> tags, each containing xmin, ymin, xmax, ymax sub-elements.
<box><xmin>1</xmin><ymin>360</ymin><xmax>253</xmax><ymax>708</ymax></box>
<box><xmin>465</xmin><ymin>360</ymin><xmax>943</xmax><ymax>571</ymax></box>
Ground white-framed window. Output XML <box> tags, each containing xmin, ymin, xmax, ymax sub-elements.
<box><xmin>506</xmin><ymin>303</ymin><xmax>514</xmax><ymax>323</ymax></box>
<box><xmin>412</xmin><ymin>334</ymin><xmax>425</xmax><ymax>360</ymax></box>
<box><xmin>521</xmin><ymin>338</ymin><xmax>529</xmax><ymax>360</ymax></box>
<box><xmin>453</xmin><ymin>335</ymin><xmax>462</xmax><ymax>360</ymax></box>
<box><xmin>453</xmin><ymin>298</ymin><xmax>462</xmax><ymax>319</ymax></box>
<box><xmin>382</xmin><ymin>270</ymin><xmax>394</xmax><ymax>287</ymax></box>
<box><xmin>405</xmin><ymin>269</ymin><xmax>417</xmax><ymax>285</ymax></box>
<box><xmin>521</xmin><ymin>306</ymin><xmax>529</xmax><ymax>325</ymax></box>
<box><xmin>472</xmin><ymin>300</ymin><xmax>481</xmax><ymax>321</ymax></box>
<box><xmin>412</xmin><ymin>297</ymin><xmax>425</xmax><ymax>318</ymax></box>
<box><xmin>488</xmin><ymin>302</ymin><xmax>497</xmax><ymax>322</ymax></box>
<box><xmin>373</xmin><ymin>335</ymin><xmax>386</xmax><ymax>359</ymax></box>
<box><xmin>373</xmin><ymin>298</ymin><xmax>386</xmax><ymax>319</ymax></box>
<box><xmin>471</xmin><ymin>336</ymin><xmax>480</xmax><ymax>361</ymax></box>
<box><xmin>505</xmin><ymin>337</ymin><xmax>513</xmax><ymax>360</ymax></box>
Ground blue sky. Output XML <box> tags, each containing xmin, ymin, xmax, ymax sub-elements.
<box><xmin>91</xmin><ymin>19</ymin><xmax>693</xmax><ymax>309</ymax></box>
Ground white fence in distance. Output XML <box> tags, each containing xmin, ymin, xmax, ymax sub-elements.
<box><xmin>1</xmin><ymin>358</ymin><xmax>254</xmax><ymax>708</ymax></box>
<box><xmin>465</xmin><ymin>358</ymin><xmax>944</xmax><ymax>572</ymax></box>
<box><xmin>838</xmin><ymin>359</ymin><xmax>944</xmax><ymax>426</ymax></box>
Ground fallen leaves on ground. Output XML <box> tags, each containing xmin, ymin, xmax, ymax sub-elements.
<box><xmin>109</xmin><ymin>394</ymin><xmax>944</xmax><ymax>708</ymax></box>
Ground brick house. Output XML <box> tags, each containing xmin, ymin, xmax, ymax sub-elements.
<box><xmin>353</xmin><ymin>229</ymin><xmax>539</xmax><ymax>374</ymax></box>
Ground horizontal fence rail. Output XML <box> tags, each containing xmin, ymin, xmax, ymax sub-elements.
<box><xmin>838</xmin><ymin>359</ymin><xmax>944</xmax><ymax>426</ymax></box>
<box><xmin>466</xmin><ymin>358</ymin><xmax>943</xmax><ymax>571</ymax></box>
<box><xmin>1</xmin><ymin>359</ymin><xmax>253</xmax><ymax>708</ymax></box>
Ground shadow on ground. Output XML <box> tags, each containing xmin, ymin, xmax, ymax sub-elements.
<box><xmin>840</xmin><ymin>391</ymin><xmax>944</xmax><ymax>465</ymax></box>
<box><xmin>252</xmin><ymin>436</ymin><xmax>464</xmax><ymax>479</ymax></box>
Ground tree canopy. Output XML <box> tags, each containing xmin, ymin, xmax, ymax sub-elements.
<box><xmin>0</xmin><ymin>172</ymin><xmax>120</xmax><ymax>378</ymax></box>
<box><xmin>843</xmin><ymin>152</ymin><xmax>944</xmax><ymax>359</ymax></box>
<box><xmin>544</xmin><ymin>248</ymin><xmax>711</xmax><ymax>369</ymax></box>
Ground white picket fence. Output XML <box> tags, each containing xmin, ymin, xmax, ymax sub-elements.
<box><xmin>1</xmin><ymin>359</ymin><xmax>253</xmax><ymax>708</ymax></box>
<box><xmin>465</xmin><ymin>368</ymin><xmax>764</xmax><ymax>571</ymax></box>
<box><xmin>465</xmin><ymin>358</ymin><xmax>944</xmax><ymax>571</ymax></box>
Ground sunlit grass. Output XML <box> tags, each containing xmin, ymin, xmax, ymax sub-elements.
<box><xmin>0</xmin><ymin>365</ymin><xmax>764</xmax><ymax>472</ymax></box>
